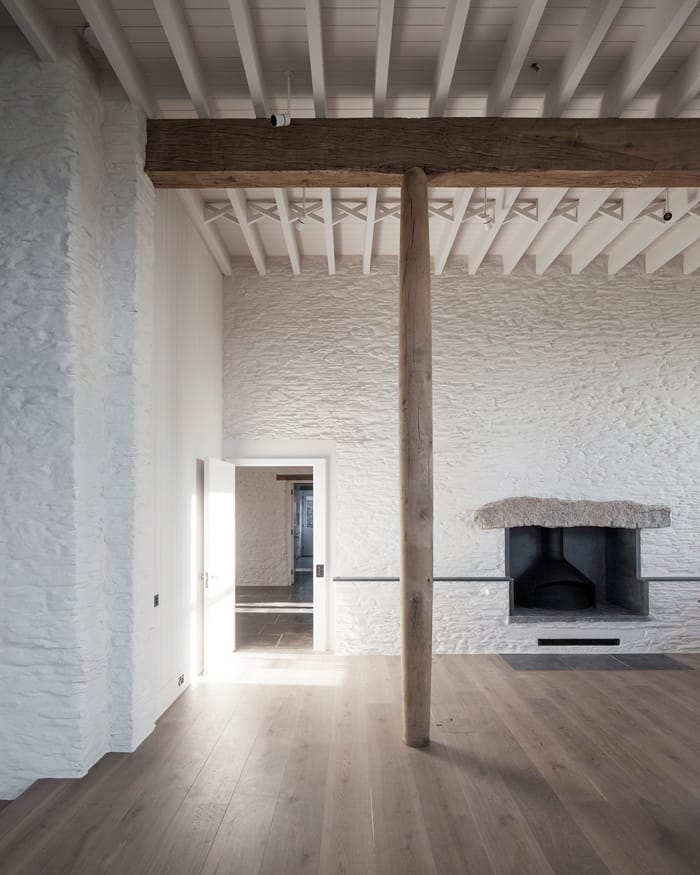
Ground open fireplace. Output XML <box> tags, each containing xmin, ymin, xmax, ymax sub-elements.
<box><xmin>473</xmin><ymin>497</ymin><xmax>671</xmax><ymax>620</ymax></box>
<box><xmin>506</xmin><ymin>525</ymin><xmax>645</xmax><ymax>616</ymax></box>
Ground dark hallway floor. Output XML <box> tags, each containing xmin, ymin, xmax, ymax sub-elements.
<box><xmin>236</xmin><ymin>576</ymin><xmax>313</xmax><ymax>650</ymax></box>
<box><xmin>235</xmin><ymin>611</ymin><xmax>313</xmax><ymax>650</ymax></box>
<box><xmin>236</xmin><ymin>577</ymin><xmax>313</xmax><ymax>606</ymax></box>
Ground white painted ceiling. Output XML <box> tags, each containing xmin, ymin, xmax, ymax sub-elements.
<box><xmin>3</xmin><ymin>1</ymin><xmax>700</xmax><ymax>277</ymax></box>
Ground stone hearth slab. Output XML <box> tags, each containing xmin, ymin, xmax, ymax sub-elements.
<box><xmin>612</xmin><ymin>653</ymin><xmax>691</xmax><ymax>670</ymax></box>
<box><xmin>500</xmin><ymin>653</ymin><xmax>690</xmax><ymax>671</ymax></box>
<box><xmin>473</xmin><ymin>497</ymin><xmax>671</xmax><ymax>529</ymax></box>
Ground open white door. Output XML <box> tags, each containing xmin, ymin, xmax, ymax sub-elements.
<box><xmin>203</xmin><ymin>457</ymin><xmax>236</xmax><ymax>670</ymax></box>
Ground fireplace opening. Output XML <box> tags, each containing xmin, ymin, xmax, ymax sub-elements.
<box><xmin>506</xmin><ymin>525</ymin><xmax>647</xmax><ymax>618</ymax></box>
<box><xmin>517</xmin><ymin>527</ymin><xmax>595</xmax><ymax>610</ymax></box>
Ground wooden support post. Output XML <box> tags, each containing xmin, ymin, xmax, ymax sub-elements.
<box><xmin>399</xmin><ymin>167</ymin><xmax>433</xmax><ymax>748</ymax></box>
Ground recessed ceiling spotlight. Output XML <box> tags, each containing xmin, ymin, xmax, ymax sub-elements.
<box><xmin>530</xmin><ymin>62</ymin><xmax>541</xmax><ymax>73</ymax></box>
<box><xmin>663</xmin><ymin>188</ymin><xmax>673</xmax><ymax>222</ymax></box>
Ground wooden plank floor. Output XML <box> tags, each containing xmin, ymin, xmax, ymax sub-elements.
<box><xmin>1</xmin><ymin>653</ymin><xmax>699</xmax><ymax>874</ymax></box>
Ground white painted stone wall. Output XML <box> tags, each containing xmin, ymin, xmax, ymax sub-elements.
<box><xmin>0</xmin><ymin>31</ymin><xmax>227</xmax><ymax>798</ymax></box>
<box><xmin>0</xmin><ymin>33</ymin><xmax>224</xmax><ymax>800</ymax></box>
<box><xmin>335</xmin><ymin>580</ymin><xmax>700</xmax><ymax>654</ymax></box>
<box><xmin>223</xmin><ymin>257</ymin><xmax>700</xmax><ymax>653</ymax></box>
<box><xmin>99</xmin><ymin>82</ymin><xmax>157</xmax><ymax>752</ymax></box>
<box><xmin>0</xmin><ymin>31</ymin><xmax>112</xmax><ymax>798</ymax></box>
<box><xmin>67</xmin><ymin>33</ymin><xmax>110</xmax><ymax>769</ymax></box>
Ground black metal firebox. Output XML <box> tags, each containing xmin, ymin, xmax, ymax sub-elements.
<box><xmin>506</xmin><ymin>525</ymin><xmax>647</xmax><ymax>616</ymax></box>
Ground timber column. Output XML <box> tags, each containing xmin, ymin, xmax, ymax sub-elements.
<box><xmin>399</xmin><ymin>167</ymin><xmax>433</xmax><ymax>747</ymax></box>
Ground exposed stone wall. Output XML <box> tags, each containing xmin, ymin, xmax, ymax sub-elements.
<box><xmin>335</xmin><ymin>580</ymin><xmax>700</xmax><ymax>654</ymax></box>
<box><xmin>223</xmin><ymin>257</ymin><xmax>700</xmax><ymax>653</ymax></box>
<box><xmin>236</xmin><ymin>469</ymin><xmax>292</xmax><ymax>587</ymax></box>
<box><xmin>0</xmin><ymin>32</ymin><xmax>159</xmax><ymax>797</ymax></box>
<box><xmin>0</xmin><ymin>31</ymin><xmax>109</xmax><ymax>798</ymax></box>
<box><xmin>100</xmin><ymin>84</ymin><xmax>156</xmax><ymax>751</ymax></box>
<box><xmin>67</xmin><ymin>34</ymin><xmax>110</xmax><ymax>769</ymax></box>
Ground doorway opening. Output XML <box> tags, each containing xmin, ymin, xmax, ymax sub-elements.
<box><xmin>235</xmin><ymin>466</ymin><xmax>314</xmax><ymax>650</ymax></box>
<box><xmin>293</xmin><ymin>480</ymin><xmax>314</xmax><ymax>592</ymax></box>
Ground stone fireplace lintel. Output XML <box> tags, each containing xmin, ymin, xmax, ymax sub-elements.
<box><xmin>473</xmin><ymin>497</ymin><xmax>671</xmax><ymax>530</ymax></box>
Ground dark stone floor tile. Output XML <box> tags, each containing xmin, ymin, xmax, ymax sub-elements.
<box><xmin>499</xmin><ymin>654</ymin><xmax>572</xmax><ymax>671</ymax></box>
<box><xmin>612</xmin><ymin>654</ymin><xmax>690</xmax><ymax>670</ymax></box>
<box><xmin>561</xmin><ymin>655</ymin><xmax>630</xmax><ymax>670</ymax></box>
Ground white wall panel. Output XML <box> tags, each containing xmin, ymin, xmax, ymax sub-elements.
<box><xmin>153</xmin><ymin>189</ymin><xmax>223</xmax><ymax>711</ymax></box>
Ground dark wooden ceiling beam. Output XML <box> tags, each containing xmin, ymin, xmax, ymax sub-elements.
<box><xmin>145</xmin><ymin>117</ymin><xmax>700</xmax><ymax>189</ymax></box>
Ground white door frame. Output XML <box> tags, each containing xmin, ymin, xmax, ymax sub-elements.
<box><xmin>233</xmin><ymin>456</ymin><xmax>328</xmax><ymax>652</ymax></box>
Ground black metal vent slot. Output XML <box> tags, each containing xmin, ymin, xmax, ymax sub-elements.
<box><xmin>538</xmin><ymin>637</ymin><xmax>621</xmax><ymax>647</ymax></box>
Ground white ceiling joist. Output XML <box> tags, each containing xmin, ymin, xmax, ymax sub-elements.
<box><xmin>275</xmin><ymin>189</ymin><xmax>301</xmax><ymax>276</ymax></box>
<box><xmin>601</xmin><ymin>0</ymin><xmax>699</xmax><ymax>117</ymax></box>
<box><xmin>542</xmin><ymin>0</ymin><xmax>622</xmax><ymax>117</ymax></box>
<box><xmin>502</xmin><ymin>189</ymin><xmax>568</xmax><ymax>274</ymax></box>
<box><xmin>467</xmin><ymin>188</ymin><xmax>520</xmax><ymax>275</ymax></box>
<box><xmin>230</xmin><ymin>0</ymin><xmax>303</xmax><ymax>275</ymax></box>
<box><xmin>75</xmin><ymin>2</ymin><xmax>230</xmax><ymax>274</ymax></box>
<box><xmin>534</xmin><ymin>189</ymin><xmax>611</xmax><ymax>275</ymax></box>
<box><xmin>570</xmin><ymin>189</ymin><xmax>663</xmax><ymax>274</ymax></box>
<box><xmin>321</xmin><ymin>190</ymin><xmax>336</xmax><ymax>275</ymax></box>
<box><xmin>152</xmin><ymin>2</ymin><xmax>236</xmax><ymax>273</ymax></box>
<box><xmin>429</xmin><ymin>0</ymin><xmax>472</xmax><ymax>117</ymax></box>
<box><xmin>227</xmin><ymin>189</ymin><xmax>266</xmax><ymax>276</ymax></box>
<box><xmin>607</xmin><ymin>190</ymin><xmax>700</xmax><ymax>274</ymax></box>
<box><xmin>76</xmin><ymin>0</ymin><xmax>158</xmax><ymax>118</ymax></box>
<box><xmin>153</xmin><ymin>0</ymin><xmax>212</xmax><ymax>119</ymax></box>
<box><xmin>177</xmin><ymin>190</ymin><xmax>231</xmax><ymax>276</ymax></box>
<box><xmin>228</xmin><ymin>0</ymin><xmax>268</xmax><ymax>118</ymax></box>
<box><xmin>682</xmin><ymin>239</ymin><xmax>700</xmax><ymax>273</ymax></box>
<box><xmin>305</xmin><ymin>0</ymin><xmax>327</xmax><ymax>119</ymax></box>
<box><xmin>645</xmin><ymin>215</ymin><xmax>700</xmax><ymax>273</ymax></box>
<box><xmin>363</xmin><ymin>189</ymin><xmax>378</xmax><ymax>275</ymax></box>
<box><xmin>374</xmin><ymin>0</ymin><xmax>395</xmax><ymax>116</ymax></box>
<box><xmin>656</xmin><ymin>42</ymin><xmax>700</xmax><ymax>117</ymax></box>
<box><xmin>537</xmin><ymin>4</ymin><xmax>694</xmax><ymax>273</ymax></box>
<box><xmin>304</xmin><ymin>0</ymin><xmax>334</xmax><ymax>274</ymax></box>
<box><xmin>1</xmin><ymin>0</ymin><xmax>57</xmax><ymax>61</ymax></box>
<box><xmin>486</xmin><ymin>0</ymin><xmax>547</xmax><ymax>117</ymax></box>
<box><xmin>434</xmin><ymin>188</ymin><xmax>473</xmax><ymax>275</ymax></box>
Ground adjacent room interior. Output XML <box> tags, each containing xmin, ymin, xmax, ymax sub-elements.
<box><xmin>234</xmin><ymin>466</ymin><xmax>314</xmax><ymax>650</ymax></box>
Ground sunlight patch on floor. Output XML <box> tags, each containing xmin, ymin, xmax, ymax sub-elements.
<box><xmin>198</xmin><ymin>652</ymin><xmax>348</xmax><ymax>687</ymax></box>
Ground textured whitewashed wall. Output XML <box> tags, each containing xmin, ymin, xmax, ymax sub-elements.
<box><xmin>335</xmin><ymin>580</ymin><xmax>700</xmax><ymax>654</ymax></box>
<box><xmin>153</xmin><ymin>189</ymin><xmax>223</xmax><ymax>711</ymax></box>
<box><xmin>99</xmin><ymin>82</ymin><xmax>157</xmax><ymax>751</ymax></box>
<box><xmin>68</xmin><ymin>34</ymin><xmax>110</xmax><ymax>769</ymax></box>
<box><xmin>223</xmin><ymin>258</ymin><xmax>700</xmax><ymax>653</ymax></box>
<box><xmin>236</xmin><ymin>469</ymin><xmax>291</xmax><ymax>587</ymax></box>
<box><xmin>0</xmin><ymin>33</ymin><xmax>207</xmax><ymax>798</ymax></box>
<box><xmin>0</xmin><ymin>31</ymin><xmax>112</xmax><ymax>798</ymax></box>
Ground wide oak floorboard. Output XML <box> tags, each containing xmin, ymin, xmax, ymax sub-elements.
<box><xmin>0</xmin><ymin>653</ymin><xmax>699</xmax><ymax>874</ymax></box>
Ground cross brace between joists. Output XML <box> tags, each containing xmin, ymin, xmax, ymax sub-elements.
<box><xmin>203</xmin><ymin>196</ymin><xmax>700</xmax><ymax>230</ymax></box>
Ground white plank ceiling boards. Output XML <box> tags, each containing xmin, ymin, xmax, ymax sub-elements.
<box><xmin>4</xmin><ymin>0</ymin><xmax>700</xmax><ymax>276</ymax></box>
